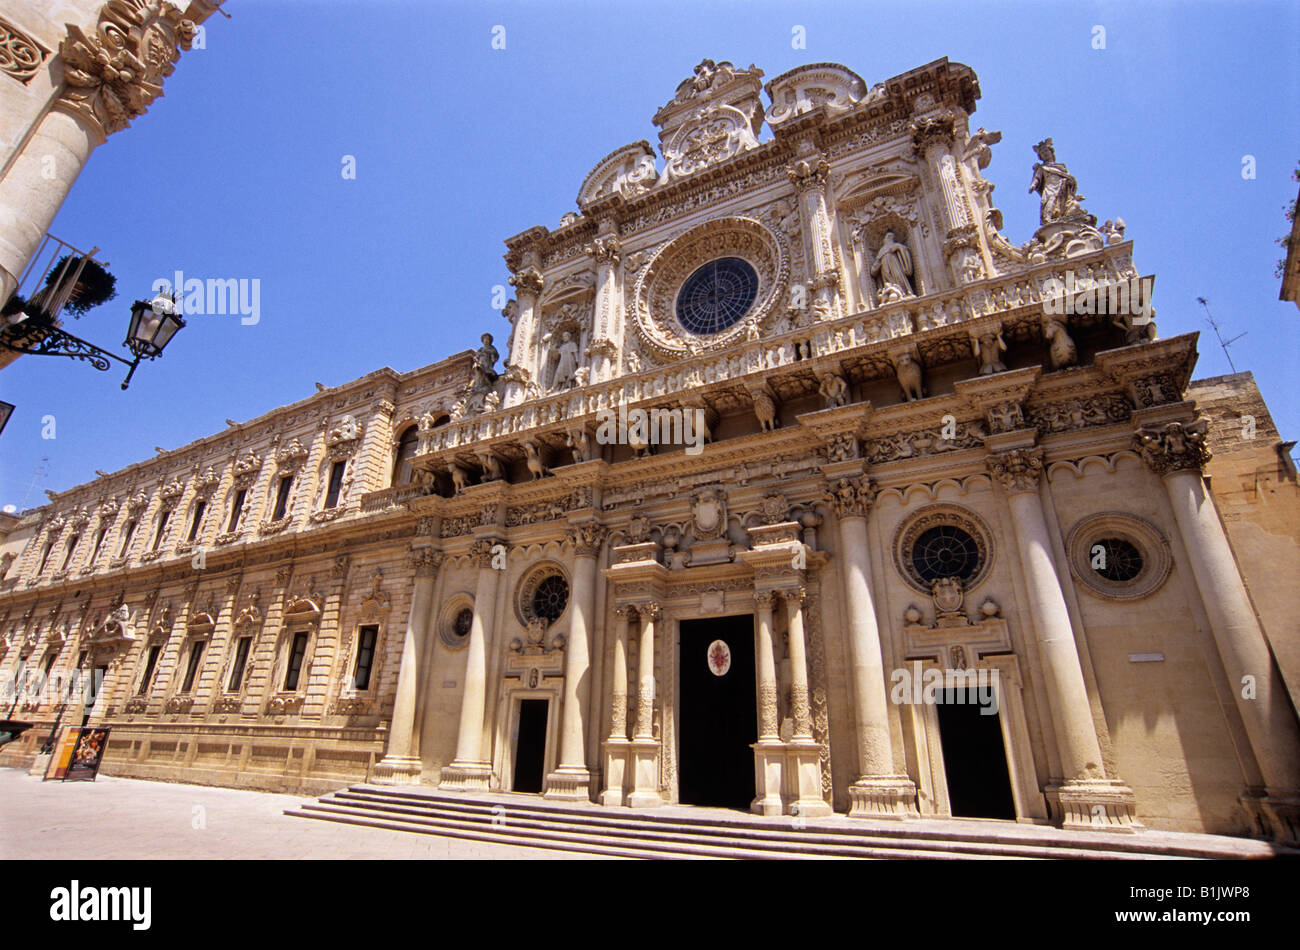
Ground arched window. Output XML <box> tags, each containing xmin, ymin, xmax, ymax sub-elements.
<box><xmin>393</xmin><ymin>425</ymin><xmax>420</xmax><ymax>486</ymax></box>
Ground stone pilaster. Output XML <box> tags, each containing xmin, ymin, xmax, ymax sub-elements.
<box><xmin>986</xmin><ymin>444</ymin><xmax>1141</xmax><ymax>832</ymax></box>
<box><xmin>751</xmin><ymin>590</ymin><xmax>785</xmax><ymax>816</ymax></box>
<box><xmin>505</xmin><ymin>260</ymin><xmax>544</xmax><ymax>406</ymax></box>
<box><xmin>627</xmin><ymin>602</ymin><xmax>663</xmax><ymax>808</ymax></box>
<box><xmin>787</xmin><ymin>147</ymin><xmax>842</xmax><ymax>320</ymax></box>
<box><xmin>599</xmin><ymin>604</ymin><xmax>632</xmax><ymax>806</ymax></box>
<box><xmin>373</xmin><ymin>547</ymin><xmax>441</xmax><ymax>784</ymax></box>
<box><xmin>1134</xmin><ymin>418</ymin><xmax>1300</xmax><ymax>842</ymax></box>
<box><xmin>584</xmin><ymin>224</ymin><xmax>620</xmax><ymax>383</ymax></box>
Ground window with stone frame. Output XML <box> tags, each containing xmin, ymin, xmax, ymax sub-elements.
<box><xmin>393</xmin><ymin>425</ymin><xmax>420</xmax><ymax>486</ymax></box>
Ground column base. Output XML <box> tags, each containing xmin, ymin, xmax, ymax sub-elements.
<box><xmin>28</xmin><ymin>751</ymin><xmax>52</xmax><ymax>777</ymax></box>
<box><xmin>600</xmin><ymin>739</ymin><xmax>631</xmax><ymax>807</ymax></box>
<box><xmin>785</xmin><ymin>739</ymin><xmax>832</xmax><ymax>817</ymax></box>
<box><xmin>543</xmin><ymin>766</ymin><xmax>592</xmax><ymax>801</ymax></box>
<box><xmin>1241</xmin><ymin>790</ymin><xmax>1300</xmax><ymax>845</ymax></box>
<box><xmin>847</xmin><ymin>775</ymin><xmax>919</xmax><ymax>819</ymax></box>
<box><xmin>626</xmin><ymin>738</ymin><xmax>664</xmax><ymax>808</ymax></box>
<box><xmin>371</xmin><ymin>755</ymin><xmax>423</xmax><ymax>785</ymax></box>
<box><xmin>1050</xmin><ymin>779</ymin><xmax>1143</xmax><ymax>833</ymax></box>
<box><xmin>437</xmin><ymin>761</ymin><xmax>493</xmax><ymax>792</ymax></box>
<box><xmin>751</xmin><ymin>739</ymin><xmax>785</xmax><ymax>816</ymax></box>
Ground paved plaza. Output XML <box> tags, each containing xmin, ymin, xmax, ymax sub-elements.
<box><xmin>0</xmin><ymin>768</ymin><xmax>610</xmax><ymax>860</ymax></box>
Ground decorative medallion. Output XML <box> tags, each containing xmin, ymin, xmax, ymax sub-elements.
<box><xmin>707</xmin><ymin>639</ymin><xmax>731</xmax><ymax>676</ymax></box>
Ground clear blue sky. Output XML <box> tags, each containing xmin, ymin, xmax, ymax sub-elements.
<box><xmin>2</xmin><ymin>0</ymin><xmax>1297</xmax><ymax>508</ymax></box>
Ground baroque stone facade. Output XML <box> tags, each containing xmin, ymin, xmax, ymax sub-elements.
<box><xmin>3</xmin><ymin>57</ymin><xmax>1298</xmax><ymax>843</ymax></box>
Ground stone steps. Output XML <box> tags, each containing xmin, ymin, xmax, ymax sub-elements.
<box><xmin>284</xmin><ymin>785</ymin><xmax>1275</xmax><ymax>859</ymax></box>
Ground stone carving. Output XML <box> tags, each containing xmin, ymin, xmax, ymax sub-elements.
<box><xmin>759</xmin><ymin>492</ymin><xmax>789</xmax><ymax>525</ymax></box>
<box><xmin>986</xmin><ymin>401</ymin><xmax>1025</xmax><ymax>434</ymax></box>
<box><xmin>566</xmin><ymin>426</ymin><xmax>593</xmax><ymax>464</ymax></box>
<box><xmin>1134</xmin><ymin>419</ymin><xmax>1211</xmax><ymax>476</ymax></box>
<box><xmin>765</xmin><ymin>63</ymin><xmax>867</xmax><ymax>126</ymax></box>
<box><xmin>752</xmin><ymin>391</ymin><xmax>778</xmax><ymax>431</ymax></box>
<box><xmin>1027</xmin><ymin>394</ymin><xmax>1131</xmax><ymax>434</ymax></box>
<box><xmin>970</xmin><ymin>327</ymin><xmax>1008</xmax><ymax>376</ymax></box>
<box><xmin>524</xmin><ymin>440</ymin><xmax>548</xmax><ymax>479</ymax></box>
<box><xmin>475</xmin><ymin>448</ymin><xmax>504</xmax><ymax>482</ymax></box>
<box><xmin>1029</xmin><ymin>138</ymin><xmax>1090</xmax><ymax>226</ymax></box>
<box><xmin>159</xmin><ymin>476</ymin><xmax>184</xmax><ymax>506</ymax></box>
<box><xmin>471</xmin><ymin>333</ymin><xmax>500</xmax><ymax>394</ymax></box>
<box><xmin>58</xmin><ymin>0</ymin><xmax>198</xmax><ymax>136</ymax></box>
<box><xmin>817</xmin><ymin>372</ymin><xmax>849</xmax><ymax>409</ymax></box>
<box><xmin>232</xmin><ymin>452</ymin><xmax>261</xmax><ymax>489</ymax></box>
<box><xmin>546</xmin><ymin>331</ymin><xmax>580</xmax><ymax>392</ymax></box>
<box><xmin>962</xmin><ymin>127</ymin><xmax>1002</xmax><ymax>170</ymax></box>
<box><xmin>276</xmin><ymin>438</ymin><xmax>309</xmax><ymax>472</ymax></box>
<box><xmin>871</xmin><ymin>231</ymin><xmax>916</xmax><ymax>302</ymax></box>
<box><xmin>822</xmin><ymin>475</ymin><xmax>877</xmax><ymax>518</ymax></box>
<box><xmin>568</xmin><ymin>522</ymin><xmax>607</xmax><ymax>557</ymax></box>
<box><xmin>1043</xmin><ymin>317</ymin><xmax>1078</xmax><ymax>370</ymax></box>
<box><xmin>827</xmin><ymin>434</ymin><xmax>859</xmax><ymax>462</ymax></box>
<box><xmin>986</xmin><ymin>447</ymin><xmax>1045</xmax><ymax>493</ymax></box>
<box><xmin>931</xmin><ymin>576</ymin><xmax>965</xmax><ymax>617</ymax></box>
<box><xmin>891</xmin><ymin>352</ymin><xmax>925</xmax><ymax>401</ymax></box>
<box><xmin>448</xmin><ymin>461</ymin><xmax>471</xmax><ymax>495</ymax></box>
<box><xmin>690</xmin><ymin>488</ymin><xmax>728</xmax><ymax>541</ymax></box>
<box><xmin>0</xmin><ymin>17</ymin><xmax>46</xmax><ymax>84</ymax></box>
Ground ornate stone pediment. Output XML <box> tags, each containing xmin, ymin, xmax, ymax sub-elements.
<box><xmin>577</xmin><ymin>141</ymin><xmax>659</xmax><ymax>209</ymax></box>
<box><xmin>765</xmin><ymin>63</ymin><xmax>868</xmax><ymax>126</ymax></box>
<box><xmin>232</xmin><ymin>451</ymin><xmax>261</xmax><ymax>489</ymax></box>
<box><xmin>276</xmin><ymin>438</ymin><xmax>309</xmax><ymax>472</ymax></box>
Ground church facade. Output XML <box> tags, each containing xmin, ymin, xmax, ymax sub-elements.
<box><xmin>3</xmin><ymin>57</ymin><xmax>1298</xmax><ymax>843</ymax></box>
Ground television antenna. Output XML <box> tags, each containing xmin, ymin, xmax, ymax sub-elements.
<box><xmin>1196</xmin><ymin>297</ymin><xmax>1246</xmax><ymax>373</ymax></box>
<box><xmin>19</xmin><ymin>456</ymin><xmax>50</xmax><ymax>511</ymax></box>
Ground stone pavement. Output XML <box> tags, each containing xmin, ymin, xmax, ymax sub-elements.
<box><xmin>0</xmin><ymin>768</ymin><xmax>613</xmax><ymax>860</ymax></box>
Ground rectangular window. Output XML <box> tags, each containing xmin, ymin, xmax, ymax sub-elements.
<box><xmin>353</xmin><ymin>625</ymin><xmax>378</xmax><ymax>690</ymax></box>
<box><xmin>37</xmin><ymin>542</ymin><xmax>54</xmax><ymax>574</ymax></box>
<box><xmin>90</xmin><ymin>527</ymin><xmax>107</xmax><ymax>563</ymax></box>
<box><xmin>60</xmin><ymin>533</ymin><xmax>80</xmax><ymax>570</ymax></box>
<box><xmin>180</xmin><ymin>640</ymin><xmax>205</xmax><ymax>693</ymax></box>
<box><xmin>118</xmin><ymin>520</ymin><xmax>138</xmax><ymax>558</ymax></box>
<box><xmin>138</xmin><ymin>644</ymin><xmax>162</xmax><ymax>695</ymax></box>
<box><xmin>272</xmin><ymin>475</ymin><xmax>293</xmax><ymax>521</ymax></box>
<box><xmin>228</xmin><ymin>489</ymin><xmax>247</xmax><ymax>532</ymax></box>
<box><xmin>187</xmin><ymin>500</ymin><xmax>206</xmax><ymax>542</ymax></box>
<box><xmin>42</xmin><ymin>651</ymin><xmax>57</xmax><ymax>678</ymax></box>
<box><xmin>283</xmin><ymin>631</ymin><xmax>309</xmax><ymax>691</ymax></box>
<box><xmin>152</xmin><ymin>509</ymin><xmax>171</xmax><ymax>550</ymax></box>
<box><xmin>227</xmin><ymin>636</ymin><xmax>252</xmax><ymax>692</ymax></box>
<box><xmin>324</xmin><ymin>461</ymin><xmax>346</xmax><ymax>509</ymax></box>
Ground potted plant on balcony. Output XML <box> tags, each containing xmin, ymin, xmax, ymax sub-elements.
<box><xmin>39</xmin><ymin>255</ymin><xmax>118</xmax><ymax>317</ymax></box>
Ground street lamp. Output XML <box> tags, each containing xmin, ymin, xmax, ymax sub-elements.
<box><xmin>1</xmin><ymin>291</ymin><xmax>185</xmax><ymax>389</ymax></box>
<box><xmin>0</xmin><ymin>400</ymin><xmax>13</xmax><ymax>438</ymax></box>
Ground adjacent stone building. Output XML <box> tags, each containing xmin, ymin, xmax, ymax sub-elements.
<box><xmin>3</xmin><ymin>57</ymin><xmax>1298</xmax><ymax>844</ymax></box>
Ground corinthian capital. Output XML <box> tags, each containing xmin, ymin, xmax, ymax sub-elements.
<box><xmin>583</xmin><ymin>235</ymin><xmax>620</xmax><ymax>264</ymax></box>
<box><xmin>467</xmin><ymin>538</ymin><xmax>505</xmax><ymax>569</ymax></box>
<box><xmin>786</xmin><ymin>156</ymin><xmax>830</xmax><ymax>192</ymax></box>
<box><xmin>1133</xmin><ymin>419</ymin><xmax>1212</xmax><ymax>477</ymax></box>
<box><xmin>986</xmin><ymin>447</ymin><xmax>1045</xmax><ymax>494</ymax></box>
<box><xmin>909</xmin><ymin>111</ymin><xmax>959</xmax><ymax>155</ymax></box>
<box><xmin>568</xmin><ymin>522</ymin><xmax>608</xmax><ymax>557</ymax></box>
<box><xmin>637</xmin><ymin>602</ymin><xmax>663</xmax><ymax>623</ymax></box>
<box><xmin>57</xmin><ymin>1</ymin><xmax>200</xmax><ymax>137</ymax></box>
<box><xmin>508</xmin><ymin>267</ymin><xmax>544</xmax><ymax>298</ymax></box>
<box><xmin>408</xmin><ymin>547</ymin><xmax>444</xmax><ymax>578</ymax></box>
<box><xmin>822</xmin><ymin>474</ymin><xmax>877</xmax><ymax>518</ymax></box>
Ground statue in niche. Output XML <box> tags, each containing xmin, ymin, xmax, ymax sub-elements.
<box><xmin>818</xmin><ymin>372</ymin><xmax>849</xmax><ymax>409</ymax></box>
<box><xmin>471</xmin><ymin>333</ymin><xmax>499</xmax><ymax>393</ymax></box>
<box><xmin>546</xmin><ymin>330</ymin><xmax>581</xmax><ymax>391</ymax></box>
<box><xmin>871</xmin><ymin>231</ymin><xmax>916</xmax><ymax>302</ymax></box>
<box><xmin>1028</xmin><ymin>138</ymin><xmax>1089</xmax><ymax>225</ymax></box>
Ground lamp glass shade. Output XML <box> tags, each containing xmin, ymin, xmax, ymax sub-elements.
<box><xmin>126</xmin><ymin>299</ymin><xmax>185</xmax><ymax>358</ymax></box>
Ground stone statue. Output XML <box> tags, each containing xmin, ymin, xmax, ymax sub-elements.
<box><xmin>818</xmin><ymin>372</ymin><xmax>849</xmax><ymax>409</ymax></box>
<box><xmin>871</xmin><ymin>231</ymin><xmax>915</xmax><ymax>301</ymax></box>
<box><xmin>970</xmin><ymin>328</ymin><xmax>1008</xmax><ymax>376</ymax></box>
<box><xmin>892</xmin><ymin>352</ymin><xmax>924</xmax><ymax>401</ymax></box>
<box><xmin>1043</xmin><ymin>316</ymin><xmax>1077</xmax><ymax>369</ymax></box>
<box><xmin>471</xmin><ymin>333</ymin><xmax>499</xmax><ymax>393</ymax></box>
<box><xmin>549</xmin><ymin>331</ymin><xmax>580</xmax><ymax>391</ymax></box>
<box><xmin>1028</xmin><ymin>138</ymin><xmax>1088</xmax><ymax>225</ymax></box>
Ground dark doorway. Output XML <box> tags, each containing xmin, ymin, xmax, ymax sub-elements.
<box><xmin>678</xmin><ymin>615</ymin><xmax>757</xmax><ymax>809</ymax></box>
<box><xmin>512</xmin><ymin>699</ymin><xmax>548</xmax><ymax>794</ymax></box>
<box><xmin>936</xmin><ymin>687</ymin><xmax>1017</xmax><ymax>819</ymax></box>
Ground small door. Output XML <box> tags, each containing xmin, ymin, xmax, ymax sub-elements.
<box><xmin>936</xmin><ymin>687</ymin><xmax>1016</xmax><ymax>820</ymax></box>
<box><xmin>512</xmin><ymin>699</ymin><xmax>548</xmax><ymax>794</ymax></box>
<box><xmin>678</xmin><ymin>615</ymin><xmax>757</xmax><ymax>809</ymax></box>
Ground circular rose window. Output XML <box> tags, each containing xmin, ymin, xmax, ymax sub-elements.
<box><xmin>676</xmin><ymin>258</ymin><xmax>759</xmax><ymax>335</ymax></box>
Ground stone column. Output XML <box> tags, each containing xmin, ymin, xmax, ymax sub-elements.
<box><xmin>584</xmin><ymin>225</ymin><xmax>620</xmax><ymax>383</ymax></box>
<box><xmin>505</xmin><ymin>263</ymin><xmax>544</xmax><ymax>406</ymax></box>
<box><xmin>545</xmin><ymin>523</ymin><xmax>605</xmax><ymax>799</ymax></box>
<box><xmin>823</xmin><ymin>472</ymin><xmax>919</xmax><ymax>817</ymax></box>
<box><xmin>751</xmin><ymin>590</ymin><xmax>785</xmax><ymax>815</ymax></box>
<box><xmin>987</xmin><ymin>447</ymin><xmax>1140</xmax><ymax>830</ymax></box>
<box><xmin>786</xmin><ymin>148</ymin><xmax>841</xmax><ymax>320</ymax></box>
<box><xmin>627</xmin><ymin>602</ymin><xmax>663</xmax><ymax>808</ymax></box>
<box><xmin>1135</xmin><ymin>420</ymin><xmax>1300</xmax><ymax>841</ymax></box>
<box><xmin>440</xmin><ymin>538</ymin><xmax>504</xmax><ymax>790</ymax></box>
<box><xmin>782</xmin><ymin>587</ymin><xmax>832</xmax><ymax>817</ymax></box>
<box><xmin>0</xmin><ymin>7</ymin><xmax>202</xmax><ymax>304</ymax></box>
<box><xmin>910</xmin><ymin>111</ymin><xmax>981</xmax><ymax>286</ymax></box>
<box><xmin>373</xmin><ymin>548</ymin><xmax>441</xmax><ymax>784</ymax></box>
<box><xmin>599</xmin><ymin>604</ymin><xmax>632</xmax><ymax>806</ymax></box>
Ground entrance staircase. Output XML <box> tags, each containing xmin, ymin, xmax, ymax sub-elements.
<box><xmin>284</xmin><ymin>785</ymin><xmax>1284</xmax><ymax>859</ymax></box>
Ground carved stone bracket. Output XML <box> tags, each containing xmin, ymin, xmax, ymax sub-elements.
<box><xmin>986</xmin><ymin>447</ymin><xmax>1045</xmax><ymax>494</ymax></box>
<box><xmin>1133</xmin><ymin>419</ymin><xmax>1211</xmax><ymax>477</ymax></box>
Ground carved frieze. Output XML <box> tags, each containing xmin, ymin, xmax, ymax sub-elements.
<box><xmin>1133</xmin><ymin>419</ymin><xmax>1211</xmax><ymax>476</ymax></box>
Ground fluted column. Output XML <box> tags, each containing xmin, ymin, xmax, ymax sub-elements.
<box><xmin>987</xmin><ymin>447</ymin><xmax>1139</xmax><ymax>830</ymax></box>
<box><xmin>1135</xmin><ymin>420</ymin><xmax>1300</xmax><ymax>841</ymax></box>
<box><xmin>787</xmin><ymin>148</ymin><xmax>841</xmax><ymax>320</ymax></box>
<box><xmin>440</xmin><ymin>538</ymin><xmax>504</xmax><ymax>790</ymax></box>
<box><xmin>784</xmin><ymin>589</ymin><xmax>814</xmax><ymax>740</ymax></box>
<box><xmin>373</xmin><ymin>548</ymin><xmax>441</xmax><ymax>784</ymax></box>
<box><xmin>823</xmin><ymin>473</ymin><xmax>919</xmax><ymax>817</ymax></box>
<box><xmin>545</xmin><ymin>523</ymin><xmax>605</xmax><ymax>799</ymax></box>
